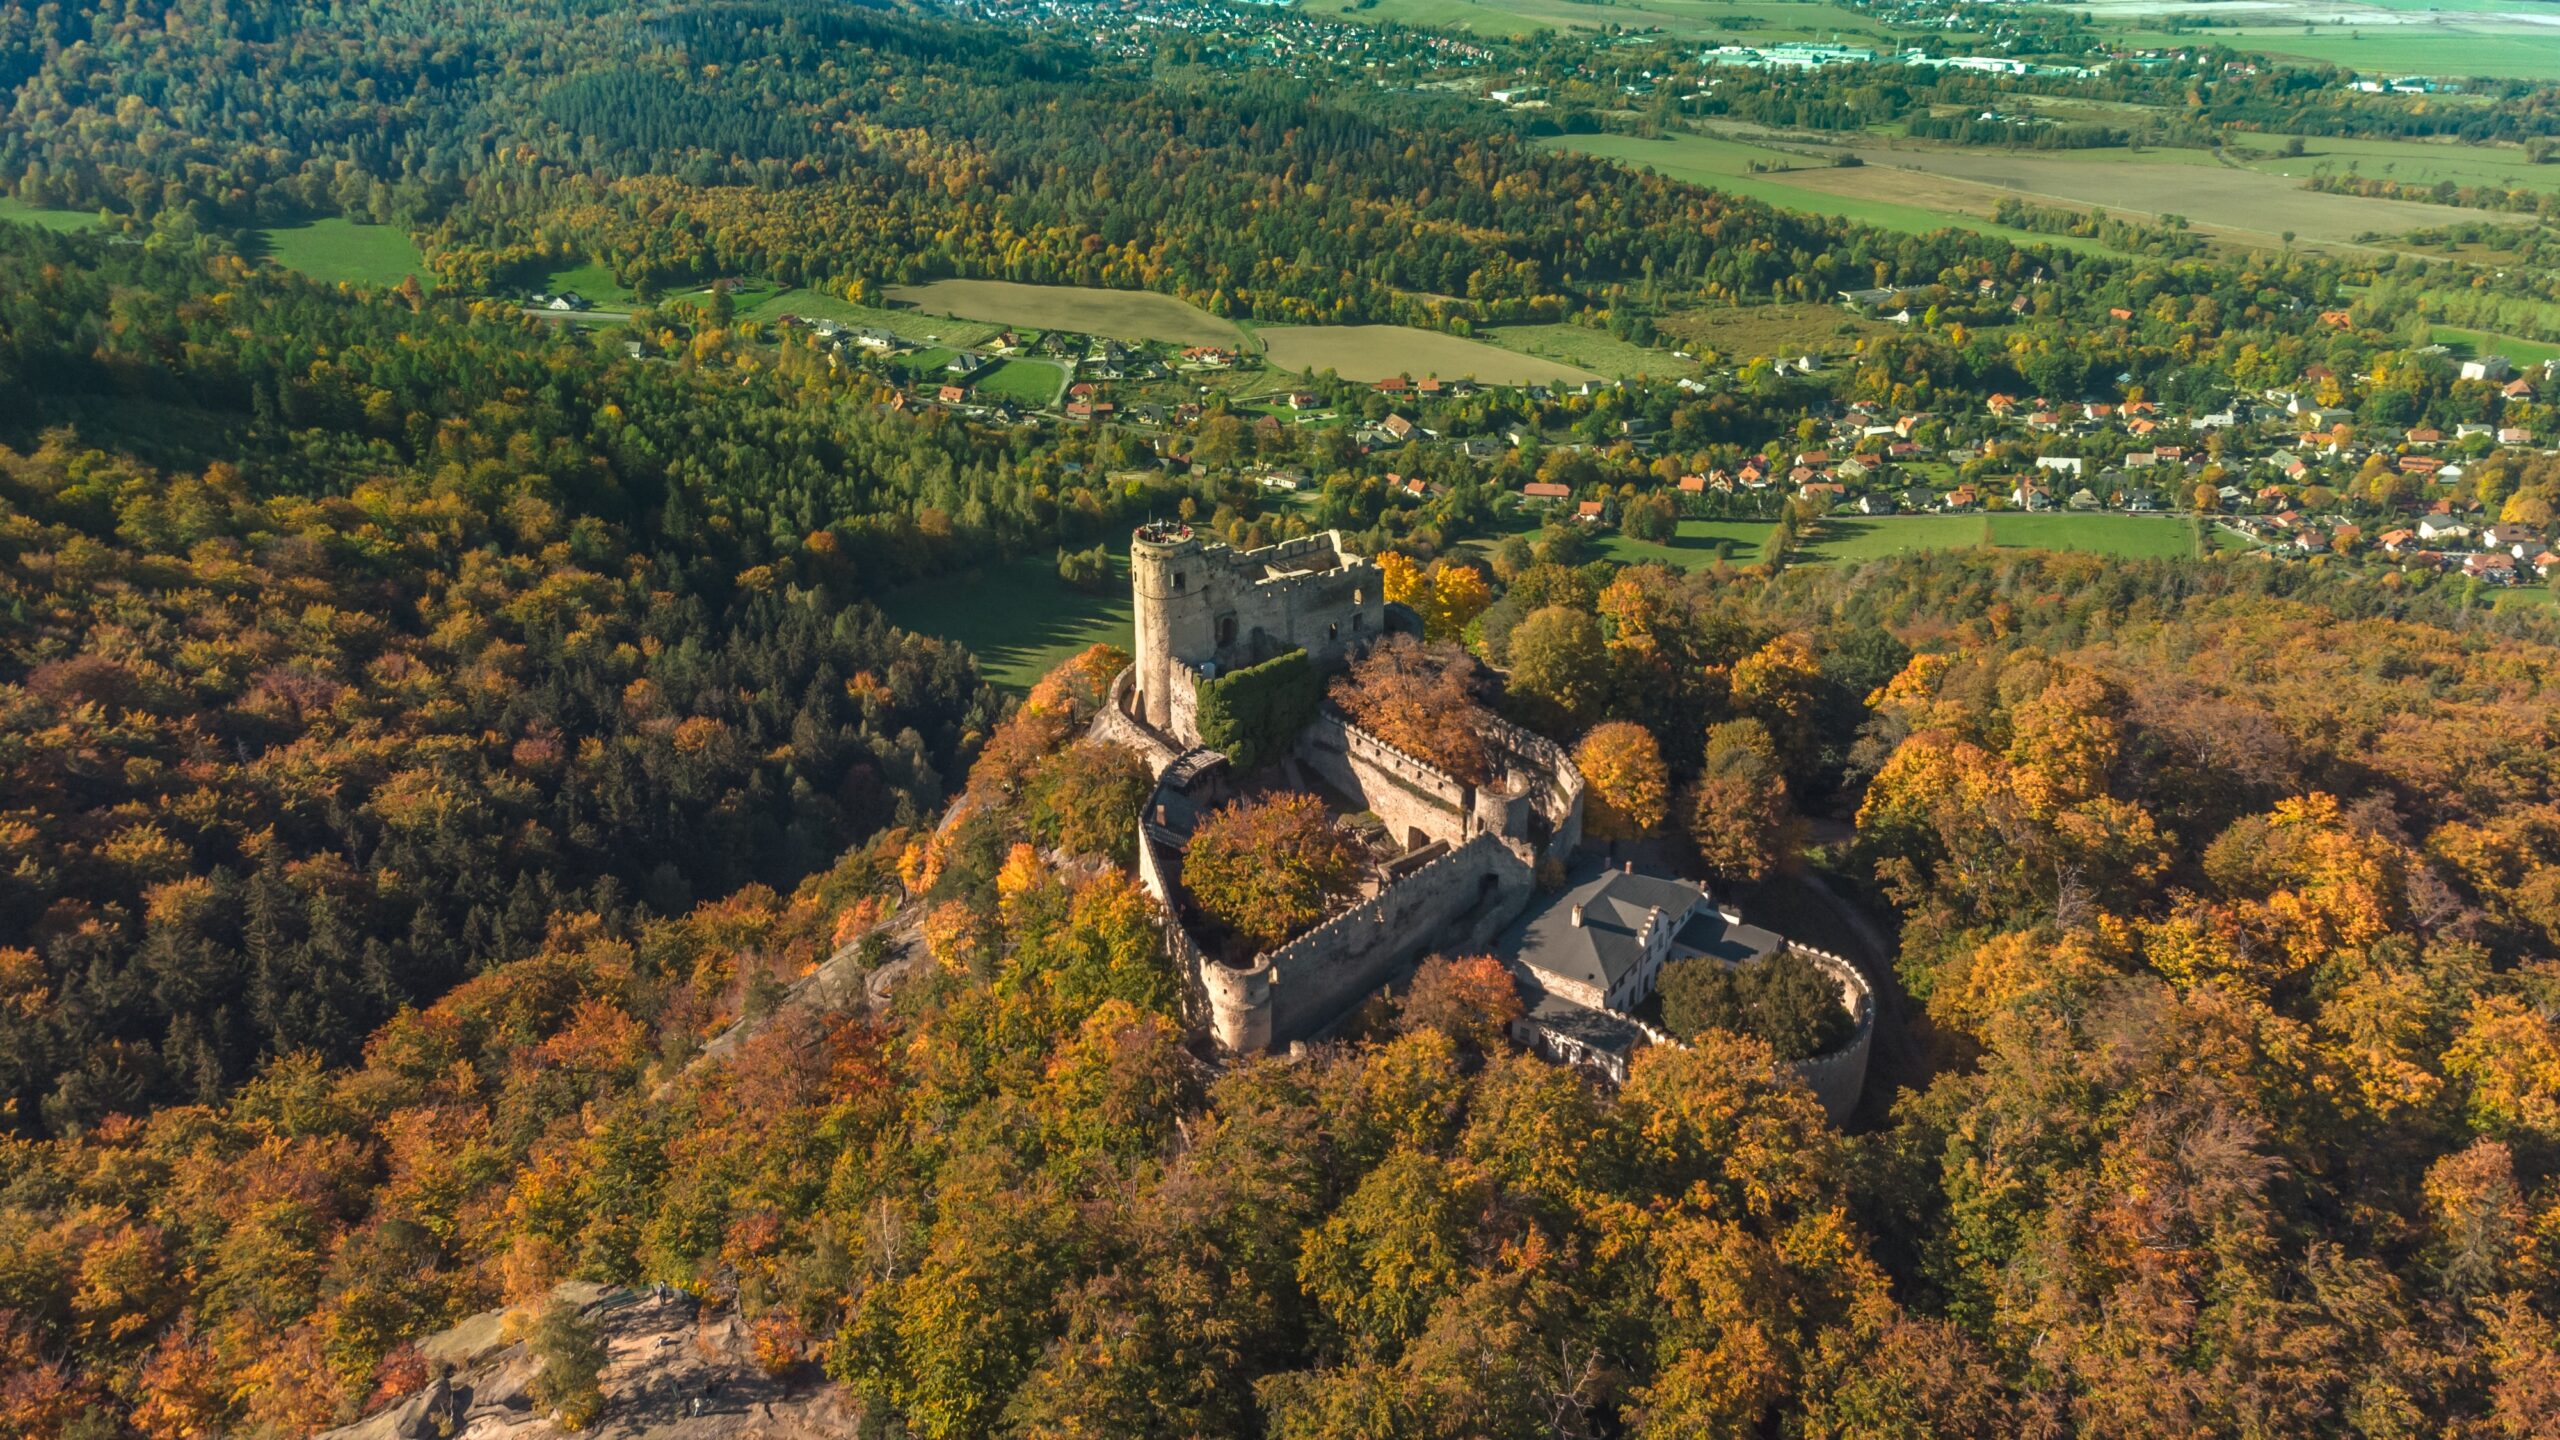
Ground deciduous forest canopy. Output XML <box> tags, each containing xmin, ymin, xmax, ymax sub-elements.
<box><xmin>7</xmin><ymin>0</ymin><xmax>2560</xmax><ymax>1436</ymax></box>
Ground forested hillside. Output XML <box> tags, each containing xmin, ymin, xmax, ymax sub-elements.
<box><xmin>0</xmin><ymin>0</ymin><xmax>2150</xmax><ymax>322</ymax></box>
<box><xmin>13</xmin><ymin>542</ymin><xmax>2560</xmax><ymax>1437</ymax></box>
<box><xmin>6</xmin><ymin>0</ymin><xmax>2560</xmax><ymax>1435</ymax></box>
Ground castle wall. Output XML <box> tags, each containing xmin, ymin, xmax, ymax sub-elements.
<box><xmin>1787</xmin><ymin>945</ymin><xmax>1876</xmax><ymax>1126</ymax></box>
<box><xmin>1254</xmin><ymin>832</ymin><xmax>1531</xmax><ymax>1046</ymax></box>
<box><xmin>1297</xmin><ymin>713</ymin><xmax>1475</xmax><ymax>853</ymax></box>
<box><xmin>1480</xmin><ymin>717</ymin><xmax>1585</xmax><ymax>857</ymax></box>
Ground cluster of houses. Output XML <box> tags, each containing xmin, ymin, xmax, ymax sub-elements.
<box><xmin>1490</xmin><ymin>352</ymin><xmax>2560</xmax><ymax>588</ymax></box>
<box><xmin>2237</xmin><ymin>512</ymin><xmax>2553</xmax><ymax>582</ymax></box>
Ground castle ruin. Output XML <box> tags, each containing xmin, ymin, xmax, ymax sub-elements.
<box><xmin>1104</xmin><ymin>524</ymin><xmax>1582</xmax><ymax>1056</ymax></box>
<box><xmin>1095</xmin><ymin>524</ymin><xmax>1866</xmax><ymax>1121</ymax></box>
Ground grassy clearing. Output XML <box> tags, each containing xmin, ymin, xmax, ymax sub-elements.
<box><xmin>254</xmin><ymin>219</ymin><xmax>431</xmax><ymax>288</ymax></box>
<box><xmin>883</xmin><ymin>279</ymin><xmax>1241</xmax><ymax>348</ymax></box>
<box><xmin>2431</xmin><ymin>326</ymin><xmax>2560</xmax><ymax>367</ymax></box>
<box><xmin>1653</xmin><ymin>301</ymin><xmax>1886</xmax><ymax>362</ymax></box>
<box><xmin>875</xmin><ymin>551</ymin><xmax>1134</xmax><ymax>692</ymax></box>
<box><xmin>0</xmin><ymin>197</ymin><xmax>101</xmax><ymax>232</ymax></box>
<box><xmin>1464</xmin><ymin>510</ymin><xmax>2196</xmax><ymax>572</ymax></box>
<box><xmin>1476</xmin><ymin>323</ymin><xmax>1696</xmax><ymax>380</ymax></box>
<box><xmin>973</xmin><ymin>359</ymin><xmax>1068</xmax><ymax>407</ymax></box>
<box><xmin>536</xmin><ymin>261</ymin><xmax>638</xmax><ymax>308</ymax></box>
<box><xmin>1540</xmin><ymin>133</ymin><xmax>2126</xmax><ymax>252</ymax></box>
<box><xmin>2227</xmin><ymin>132</ymin><xmax>2560</xmax><ymax>195</ymax></box>
<box><xmin>1600</xmin><ymin>520</ymin><xmax>1780</xmax><ymax>567</ymax></box>
<box><xmin>734</xmin><ymin>287</ymin><xmax>1005</xmax><ymax>346</ymax></box>
<box><xmin>1259</xmin><ymin>325</ymin><xmax>1602</xmax><ymax>384</ymax></box>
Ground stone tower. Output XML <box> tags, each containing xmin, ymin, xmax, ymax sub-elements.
<box><xmin>1129</xmin><ymin>521</ymin><xmax>1215</xmax><ymax>731</ymax></box>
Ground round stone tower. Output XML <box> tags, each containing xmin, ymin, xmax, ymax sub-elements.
<box><xmin>1201</xmin><ymin>958</ymin><xmax>1274</xmax><ymax>1054</ymax></box>
<box><xmin>1129</xmin><ymin>522</ymin><xmax>1214</xmax><ymax>733</ymax></box>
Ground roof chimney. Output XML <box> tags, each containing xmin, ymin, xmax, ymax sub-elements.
<box><xmin>1570</xmin><ymin>904</ymin><xmax>1585</xmax><ymax>928</ymax></box>
<box><xmin>1622</xmin><ymin>860</ymin><xmax>1633</xmax><ymax>874</ymax></box>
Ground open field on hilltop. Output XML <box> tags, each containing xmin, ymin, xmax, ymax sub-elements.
<box><xmin>1259</xmin><ymin>325</ymin><xmax>1603</xmax><ymax>383</ymax></box>
<box><xmin>1538</xmin><ymin>133</ymin><xmax>2129</xmax><ymax>253</ymax></box>
<box><xmin>1327</xmin><ymin>0</ymin><xmax>1884</xmax><ymax>41</ymax></box>
<box><xmin>883</xmin><ymin>279</ymin><xmax>1241</xmax><ymax>348</ymax></box>
<box><xmin>251</xmin><ymin>219</ymin><xmax>431</xmax><ymax>288</ymax></box>
<box><xmin>875</xmin><ymin>551</ymin><xmax>1133</xmax><ymax>692</ymax></box>
<box><xmin>734</xmin><ymin>287</ymin><xmax>1004</xmax><ymax>345</ymax></box>
<box><xmin>2249</xmin><ymin>33</ymin><xmax>2560</xmax><ymax>81</ymax></box>
<box><xmin>0</xmin><ymin>197</ymin><xmax>100</xmax><ymax>232</ymax></box>
<box><xmin>1652</xmin><ymin>301</ymin><xmax>1889</xmax><ymax>361</ymax></box>
<box><xmin>972</xmin><ymin>359</ymin><xmax>1070</xmax><ymax>406</ymax></box>
<box><xmin>1476</xmin><ymin>323</ymin><xmax>1698</xmax><ymax>380</ymax></box>
<box><xmin>1812</xmin><ymin>139</ymin><xmax>2522</xmax><ymax>244</ymax></box>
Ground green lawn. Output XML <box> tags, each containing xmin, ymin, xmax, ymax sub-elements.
<box><xmin>1600</xmin><ymin>520</ymin><xmax>1781</xmax><ymax>567</ymax></box>
<box><xmin>875</xmin><ymin>551</ymin><xmax>1134</xmax><ymax>692</ymax></box>
<box><xmin>536</xmin><ymin>261</ymin><xmax>638</xmax><ymax>309</ymax></box>
<box><xmin>1800</xmin><ymin>513</ymin><xmax>2200</xmax><ymax>562</ymax></box>
<box><xmin>1466</xmin><ymin>509</ymin><xmax>2198</xmax><ymax>570</ymax></box>
<box><xmin>2432</xmin><ymin>326</ymin><xmax>2560</xmax><ymax>368</ymax></box>
<box><xmin>0</xmin><ymin>197</ymin><xmax>102</xmax><ymax>232</ymax></box>
<box><xmin>974</xmin><ymin>359</ymin><xmax>1068</xmax><ymax>406</ymax></box>
<box><xmin>254</xmin><ymin>218</ymin><xmax>431</xmax><ymax>288</ymax></box>
<box><xmin>1477</xmin><ymin>323</ymin><xmax>1697</xmax><ymax>381</ymax></box>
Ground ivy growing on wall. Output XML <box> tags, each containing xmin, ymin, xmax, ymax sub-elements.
<box><xmin>1194</xmin><ymin>648</ymin><xmax>1320</xmax><ymax>770</ymax></box>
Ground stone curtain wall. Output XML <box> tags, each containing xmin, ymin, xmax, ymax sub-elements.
<box><xmin>1785</xmin><ymin>945</ymin><xmax>1875</xmax><ymax>1125</ymax></box>
<box><xmin>1252</xmin><ymin>832</ymin><xmax>1529</xmax><ymax>1045</ymax></box>
<box><xmin>1297</xmin><ymin>712</ymin><xmax>1475</xmax><ymax>853</ymax></box>
<box><xmin>1481</xmin><ymin>715</ymin><xmax>1586</xmax><ymax>857</ymax></box>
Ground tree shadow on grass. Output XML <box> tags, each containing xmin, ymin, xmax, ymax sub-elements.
<box><xmin>876</xmin><ymin>553</ymin><xmax>1136</xmax><ymax>692</ymax></box>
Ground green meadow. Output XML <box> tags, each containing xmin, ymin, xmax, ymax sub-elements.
<box><xmin>0</xmin><ymin>197</ymin><xmax>102</xmax><ymax>232</ymax></box>
<box><xmin>875</xmin><ymin>551</ymin><xmax>1135</xmax><ymax>692</ymax></box>
<box><xmin>2432</xmin><ymin>326</ymin><xmax>2560</xmax><ymax>368</ymax></box>
<box><xmin>973</xmin><ymin>359</ymin><xmax>1070</xmax><ymax>407</ymax></box>
<box><xmin>253</xmin><ymin>219</ymin><xmax>432</xmax><ymax>288</ymax></box>
<box><xmin>1471</xmin><ymin>509</ymin><xmax>2199</xmax><ymax>572</ymax></box>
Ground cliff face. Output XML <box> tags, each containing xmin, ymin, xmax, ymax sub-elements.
<box><xmin>321</xmin><ymin>1283</ymin><xmax>862</xmax><ymax>1440</ymax></box>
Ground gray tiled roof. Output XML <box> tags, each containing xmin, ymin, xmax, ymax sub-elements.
<box><xmin>1513</xmin><ymin>869</ymin><xmax>1706</xmax><ymax>995</ymax></box>
<box><xmin>1671</xmin><ymin>909</ymin><xmax>1784</xmax><ymax>966</ymax></box>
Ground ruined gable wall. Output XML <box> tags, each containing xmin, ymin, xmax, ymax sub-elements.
<box><xmin>1296</xmin><ymin>713</ymin><xmax>1475</xmax><ymax>852</ymax></box>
